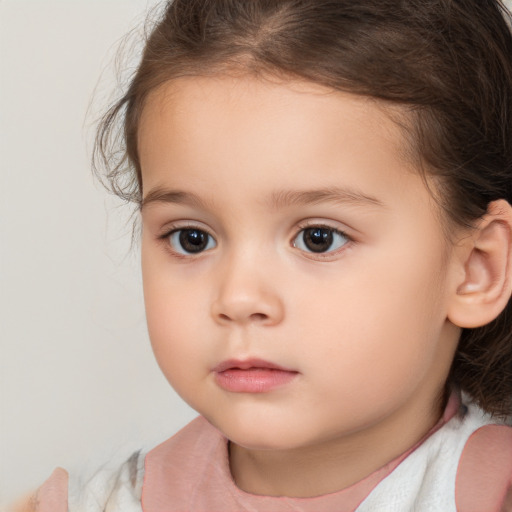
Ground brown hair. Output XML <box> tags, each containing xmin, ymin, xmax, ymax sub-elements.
<box><xmin>95</xmin><ymin>0</ymin><xmax>512</xmax><ymax>417</ymax></box>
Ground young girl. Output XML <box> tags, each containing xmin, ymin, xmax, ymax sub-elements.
<box><xmin>15</xmin><ymin>0</ymin><xmax>512</xmax><ymax>510</ymax></box>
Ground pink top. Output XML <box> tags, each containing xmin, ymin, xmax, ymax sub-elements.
<box><xmin>142</xmin><ymin>393</ymin><xmax>461</xmax><ymax>511</ymax></box>
<box><xmin>32</xmin><ymin>394</ymin><xmax>512</xmax><ymax>511</ymax></box>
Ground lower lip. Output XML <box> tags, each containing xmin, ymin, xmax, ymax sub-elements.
<box><xmin>214</xmin><ymin>368</ymin><xmax>298</xmax><ymax>393</ymax></box>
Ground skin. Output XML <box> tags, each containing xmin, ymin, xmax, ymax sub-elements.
<box><xmin>138</xmin><ymin>75</ymin><xmax>464</xmax><ymax>498</ymax></box>
<box><xmin>10</xmin><ymin>495</ymin><xmax>35</xmax><ymax>512</ymax></box>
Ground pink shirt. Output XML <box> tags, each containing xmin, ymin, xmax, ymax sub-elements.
<box><xmin>33</xmin><ymin>394</ymin><xmax>512</xmax><ymax>511</ymax></box>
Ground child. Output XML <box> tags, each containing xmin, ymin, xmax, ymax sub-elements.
<box><xmin>15</xmin><ymin>0</ymin><xmax>512</xmax><ymax>510</ymax></box>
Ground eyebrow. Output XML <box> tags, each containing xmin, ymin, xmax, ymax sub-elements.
<box><xmin>141</xmin><ymin>188</ymin><xmax>210</xmax><ymax>211</ymax></box>
<box><xmin>267</xmin><ymin>187</ymin><xmax>385</xmax><ymax>210</ymax></box>
<box><xmin>141</xmin><ymin>186</ymin><xmax>385</xmax><ymax>211</ymax></box>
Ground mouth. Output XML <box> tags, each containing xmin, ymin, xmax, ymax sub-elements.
<box><xmin>213</xmin><ymin>358</ymin><xmax>299</xmax><ymax>393</ymax></box>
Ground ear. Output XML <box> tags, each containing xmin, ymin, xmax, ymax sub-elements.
<box><xmin>447</xmin><ymin>199</ymin><xmax>512</xmax><ymax>329</ymax></box>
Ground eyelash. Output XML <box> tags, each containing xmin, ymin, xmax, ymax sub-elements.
<box><xmin>293</xmin><ymin>222</ymin><xmax>351</xmax><ymax>259</ymax></box>
<box><xmin>158</xmin><ymin>224</ymin><xmax>216</xmax><ymax>259</ymax></box>
<box><xmin>158</xmin><ymin>222</ymin><xmax>352</xmax><ymax>259</ymax></box>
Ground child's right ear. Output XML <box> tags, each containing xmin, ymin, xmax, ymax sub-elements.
<box><xmin>447</xmin><ymin>199</ymin><xmax>512</xmax><ymax>329</ymax></box>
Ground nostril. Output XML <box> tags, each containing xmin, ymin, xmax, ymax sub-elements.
<box><xmin>217</xmin><ymin>312</ymin><xmax>268</xmax><ymax>322</ymax></box>
<box><xmin>250</xmin><ymin>313</ymin><xmax>268</xmax><ymax>322</ymax></box>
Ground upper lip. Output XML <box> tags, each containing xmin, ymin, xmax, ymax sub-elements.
<box><xmin>213</xmin><ymin>358</ymin><xmax>296</xmax><ymax>373</ymax></box>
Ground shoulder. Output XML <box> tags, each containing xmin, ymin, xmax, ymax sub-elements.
<box><xmin>142</xmin><ymin>416</ymin><xmax>229</xmax><ymax>508</ymax></box>
<box><xmin>7</xmin><ymin>468</ymin><xmax>68</xmax><ymax>512</ymax></box>
<box><xmin>12</xmin><ymin>450</ymin><xmax>145</xmax><ymax>512</ymax></box>
<box><xmin>68</xmin><ymin>449</ymin><xmax>145</xmax><ymax>511</ymax></box>
<box><xmin>456</xmin><ymin>423</ymin><xmax>512</xmax><ymax>511</ymax></box>
<box><xmin>357</xmin><ymin>401</ymin><xmax>511</xmax><ymax>511</ymax></box>
<box><xmin>7</xmin><ymin>418</ymin><xmax>211</xmax><ymax>512</ymax></box>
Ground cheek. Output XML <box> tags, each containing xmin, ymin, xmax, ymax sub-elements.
<box><xmin>142</xmin><ymin>252</ymin><xmax>210</xmax><ymax>389</ymax></box>
<box><xmin>145</xmin><ymin>291</ymin><xmax>208</xmax><ymax>401</ymax></box>
<box><xmin>293</xmin><ymin>240</ymin><xmax>449</xmax><ymax>391</ymax></box>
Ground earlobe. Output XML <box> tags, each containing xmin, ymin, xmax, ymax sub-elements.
<box><xmin>447</xmin><ymin>199</ymin><xmax>512</xmax><ymax>329</ymax></box>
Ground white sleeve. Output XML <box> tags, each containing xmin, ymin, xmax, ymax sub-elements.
<box><xmin>68</xmin><ymin>450</ymin><xmax>145</xmax><ymax>512</ymax></box>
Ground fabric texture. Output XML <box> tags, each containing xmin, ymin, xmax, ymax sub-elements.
<box><xmin>34</xmin><ymin>397</ymin><xmax>512</xmax><ymax>511</ymax></box>
<box><xmin>33</xmin><ymin>468</ymin><xmax>68</xmax><ymax>512</ymax></box>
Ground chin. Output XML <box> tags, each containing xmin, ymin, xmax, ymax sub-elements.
<box><xmin>205</xmin><ymin>412</ymin><xmax>311</xmax><ymax>451</ymax></box>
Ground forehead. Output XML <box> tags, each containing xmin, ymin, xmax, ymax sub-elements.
<box><xmin>137</xmin><ymin>74</ymin><xmax>414</xmax><ymax>191</ymax></box>
<box><xmin>139</xmin><ymin>74</ymin><xmax>405</xmax><ymax>137</ymax></box>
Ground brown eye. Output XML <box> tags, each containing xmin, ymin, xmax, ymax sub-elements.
<box><xmin>293</xmin><ymin>226</ymin><xmax>348</xmax><ymax>254</ymax></box>
<box><xmin>169</xmin><ymin>228</ymin><xmax>216</xmax><ymax>254</ymax></box>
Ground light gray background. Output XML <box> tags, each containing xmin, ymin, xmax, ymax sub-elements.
<box><xmin>1</xmin><ymin>0</ymin><xmax>512</xmax><ymax>504</ymax></box>
<box><xmin>0</xmin><ymin>0</ymin><xmax>197</xmax><ymax>503</ymax></box>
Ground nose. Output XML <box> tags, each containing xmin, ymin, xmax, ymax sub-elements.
<box><xmin>210</xmin><ymin>255</ymin><xmax>285</xmax><ymax>327</ymax></box>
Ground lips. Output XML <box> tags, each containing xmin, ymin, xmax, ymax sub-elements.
<box><xmin>213</xmin><ymin>358</ymin><xmax>298</xmax><ymax>393</ymax></box>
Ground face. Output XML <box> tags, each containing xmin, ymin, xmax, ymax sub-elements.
<box><xmin>138</xmin><ymin>75</ymin><xmax>461</xmax><ymax>453</ymax></box>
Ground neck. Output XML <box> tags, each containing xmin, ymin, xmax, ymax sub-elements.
<box><xmin>229</xmin><ymin>391</ymin><xmax>446</xmax><ymax>498</ymax></box>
